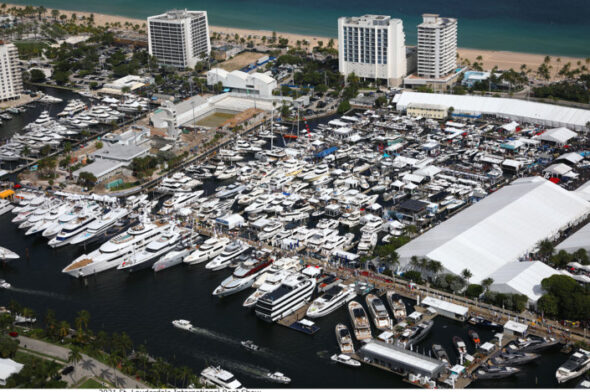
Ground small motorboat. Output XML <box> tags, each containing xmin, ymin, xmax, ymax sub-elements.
<box><xmin>476</xmin><ymin>365</ymin><xmax>520</xmax><ymax>379</ymax></box>
<box><xmin>331</xmin><ymin>353</ymin><xmax>361</xmax><ymax>367</ymax></box>
<box><xmin>171</xmin><ymin>319</ymin><xmax>193</xmax><ymax>331</ymax></box>
<box><xmin>453</xmin><ymin>336</ymin><xmax>467</xmax><ymax>355</ymax></box>
<box><xmin>241</xmin><ymin>340</ymin><xmax>259</xmax><ymax>351</ymax></box>
<box><xmin>468</xmin><ymin>329</ymin><xmax>481</xmax><ymax>347</ymax></box>
<box><xmin>266</xmin><ymin>371</ymin><xmax>291</xmax><ymax>384</ymax></box>
<box><xmin>0</xmin><ymin>279</ymin><xmax>10</xmax><ymax>289</ymax></box>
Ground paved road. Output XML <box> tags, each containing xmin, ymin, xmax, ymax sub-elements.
<box><xmin>17</xmin><ymin>335</ymin><xmax>149</xmax><ymax>388</ymax></box>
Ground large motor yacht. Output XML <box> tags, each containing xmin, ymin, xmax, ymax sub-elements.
<box><xmin>69</xmin><ymin>208</ymin><xmax>129</xmax><ymax>245</ymax></box>
<box><xmin>200</xmin><ymin>366</ymin><xmax>242</xmax><ymax>389</ymax></box>
<box><xmin>204</xmin><ymin>241</ymin><xmax>250</xmax><ymax>271</ymax></box>
<box><xmin>306</xmin><ymin>285</ymin><xmax>356</xmax><ymax>318</ymax></box>
<box><xmin>47</xmin><ymin>211</ymin><xmax>98</xmax><ymax>248</ymax></box>
<box><xmin>184</xmin><ymin>237</ymin><xmax>230</xmax><ymax>265</ymax></box>
<box><xmin>366</xmin><ymin>293</ymin><xmax>393</xmax><ymax>331</ymax></box>
<box><xmin>62</xmin><ymin>219</ymin><xmax>170</xmax><ymax>277</ymax></box>
<box><xmin>348</xmin><ymin>301</ymin><xmax>372</xmax><ymax>341</ymax></box>
<box><xmin>212</xmin><ymin>251</ymin><xmax>274</xmax><ymax>297</ymax></box>
<box><xmin>242</xmin><ymin>269</ymin><xmax>293</xmax><ymax>308</ymax></box>
<box><xmin>117</xmin><ymin>227</ymin><xmax>183</xmax><ymax>272</ymax></box>
<box><xmin>255</xmin><ymin>273</ymin><xmax>316</xmax><ymax>322</ymax></box>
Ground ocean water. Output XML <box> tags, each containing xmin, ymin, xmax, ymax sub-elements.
<box><xmin>6</xmin><ymin>0</ymin><xmax>590</xmax><ymax>57</ymax></box>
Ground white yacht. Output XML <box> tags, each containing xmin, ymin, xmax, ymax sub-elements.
<box><xmin>47</xmin><ymin>211</ymin><xmax>98</xmax><ymax>248</ymax></box>
<box><xmin>204</xmin><ymin>241</ymin><xmax>250</xmax><ymax>271</ymax></box>
<box><xmin>242</xmin><ymin>269</ymin><xmax>293</xmax><ymax>308</ymax></box>
<box><xmin>184</xmin><ymin>237</ymin><xmax>230</xmax><ymax>265</ymax></box>
<box><xmin>255</xmin><ymin>273</ymin><xmax>316</xmax><ymax>322</ymax></box>
<box><xmin>258</xmin><ymin>220</ymin><xmax>283</xmax><ymax>241</ymax></box>
<box><xmin>69</xmin><ymin>207</ymin><xmax>129</xmax><ymax>245</ymax></box>
<box><xmin>62</xmin><ymin>220</ymin><xmax>170</xmax><ymax>277</ymax></box>
<box><xmin>152</xmin><ymin>248</ymin><xmax>190</xmax><ymax>272</ymax></box>
<box><xmin>172</xmin><ymin>319</ymin><xmax>193</xmax><ymax>331</ymax></box>
<box><xmin>118</xmin><ymin>227</ymin><xmax>182</xmax><ymax>272</ymax></box>
<box><xmin>0</xmin><ymin>247</ymin><xmax>19</xmax><ymax>260</ymax></box>
<box><xmin>200</xmin><ymin>366</ymin><xmax>242</xmax><ymax>389</ymax></box>
<box><xmin>357</xmin><ymin>232</ymin><xmax>378</xmax><ymax>254</ymax></box>
<box><xmin>556</xmin><ymin>349</ymin><xmax>590</xmax><ymax>383</ymax></box>
<box><xmin>366</xmin><ymin>293</ymin><xmax>393</xmax><ymax>330</ymax></box>
<box><xmin>306</xmin><ymin>284</ymin><xmax>356</xmax><ymax>318</ymax></box>
<box><xmin>331</xmin><ymin>353</ymin><xmax>361</xmax><ymax>367</ymax></box>
<box><xmin>0</xmin><ymin>199</ymin><xmax>14</xmax><ymax>216</ymax></box>
<box><xmin>212</xmin><ymin>252</ymin><xmax>274</xmax><ymax>297</ymax></box>
<box><xmin>161</xmin><ymin>191</ymin><xmax>203</xmax><ymax>214</ymax></box>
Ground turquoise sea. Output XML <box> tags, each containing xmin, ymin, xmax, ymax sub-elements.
<box><xmin>7</xmin><ymin>0</ymin><xmax>590</xmax><ymax>57</ymax></box>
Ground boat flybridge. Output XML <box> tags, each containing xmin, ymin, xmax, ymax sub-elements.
<box><xmin>184</xmin><ymin>236</ymin><xmax>230</xmax><ymax>265</ymax></box>
<box><xmin>69</xmin><ymin>207</ymin><xmax>129</xmax><ymax>245</ymax></box>
<box><xmin>204</xmin><ymin>240</ymin><xmax>250</xmax><ymax>271</ymax></box>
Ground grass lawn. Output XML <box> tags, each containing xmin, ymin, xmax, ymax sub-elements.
<box><xmin>78</xmin><ymin>378</ymin><xmax>111</xmax><ymax>388</ymax></box>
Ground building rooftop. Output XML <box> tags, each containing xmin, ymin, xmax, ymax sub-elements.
<box><xmin>359</xmin><ymin>340</ymin><xmax>444</xmax><ymax>374</ymax></box>
<box><xmin>149</xmin><ymin>9</ymin><xmax>206</xmax><ymax>21</ymax></box>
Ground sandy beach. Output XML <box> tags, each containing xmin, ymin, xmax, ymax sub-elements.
<box><xmin>6</xmin><ymin>3</ymin><xmax>587</xmax><ymax>77</ymax></box>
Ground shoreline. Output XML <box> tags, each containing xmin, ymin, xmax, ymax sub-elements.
<box><xmin>5</xmin><ymin>3</ymin><xmax>588</xmax><ymax>77</ymax></box>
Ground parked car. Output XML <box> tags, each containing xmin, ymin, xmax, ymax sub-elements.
<box><xmin>61</xmin><ymin>366</ymin><xmax>74</xmax><ymax>375</ymax></box>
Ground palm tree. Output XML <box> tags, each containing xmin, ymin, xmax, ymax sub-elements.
<box><xmin>58</xmin><ymin>321</ymin><xmax>70</xmax><ymax>340</ymax></box>
<box><xmin>180</xmin><ymin>366</ymin><xmax>192</xmax><ymax>388</ymax></box>
<box><xmin>76</xmin><ymin>310</ymin><xmax>90</xmax><ymax>331</ymax></box>
<box><xmin>108</xmin><ymin>353</ymin><xmax>121</xmax><ymax>388</ymax></box>
<box><xmin>68</xmin><ymin>347</ymin><xmax>83</xmax><ymax>367</ymax></box>
<box><xmin>461</xmin><ymin>268</ymin><xmax>472</xmax><ymax>282</ymax></box>
<box><xmin>409</xmin><ymin>255</ymin><xmax>420</xmax><ymax>270</ymax></box>
<box><xmin>481</xmin><ymin>277</ymin><xmax>494</xmax><ymax>291</ymax></box>
<box><xmin>427</xmin><ymin>260</ymin><xmax>443</xmax><ymax>276</ymax></box>
<box><xmin>538</xmin><ymin>239</ymin><xmax>555</xmax><ymax>260</ymax></box>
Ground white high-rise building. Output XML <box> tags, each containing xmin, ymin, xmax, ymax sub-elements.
<box><xmin>0</xmin><ymin>42</ymin><xmax>22</xmax><ymax>102</ymax></box>
<box><xmin>338</xmin><ymin>15</ymin><xmax>407</xmax><ymax>86</ymax></box>
<box><xmin>417</xmin><ymin>13</ymin><xmax>457</xmax><ymax>79</ymax></box>
<box><xmin>148</xmin><ymin>9</ymin><xmax>211</xmax><ymax>69</ymax></box>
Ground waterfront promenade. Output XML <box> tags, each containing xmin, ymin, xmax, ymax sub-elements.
<box><xmin>16</xmin><ymin>335</ymin><xmax>149</xmax><ymax>388</ymax></box>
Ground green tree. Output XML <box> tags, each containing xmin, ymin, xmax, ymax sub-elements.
<box><xmin>481</xmin><ymin>277</ymin><xmax>494</xmax><ymax>291</ymax></box>
<box><xmin>29</xmin><ymin>68</ymin><xmax>45</xmax><ymax>82</ymax></box>
<box><xmin>465</xmin><ymin>284</ymin><xmax>484</xmax><ymax>298</ymax></box>
<box><xmin>538</xmin><ymin>239</ymin><xmax>555</xmax><ymax>260</ymax></box>
<box><xmin>67</xmin><ymin>347</ymin><xmax>82</xmax><ymax>368</ymax></box>
<box><xmin>403</xmin><ymin>270</ymin><xmax>423</xmax><ymax>284</ymax></box>
<box><xmin>461</xmin><ymin>268</ymin><xmax>472</xmax><ymax>281</ymax></box>
<box><xmin>0</xmin><ymin>335</ymin><xmax>19</xmax><ymax>358</ymax></box>
<box><xmin>337</xmin><ymin>99</ymin><xmax>350</xmax><ymax>114</ymax></box>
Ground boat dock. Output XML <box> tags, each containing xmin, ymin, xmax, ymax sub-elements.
<box><xmin>277</xmin><ymin>303</ymin><xmax>319</xmax><ymax>335</ymax></box>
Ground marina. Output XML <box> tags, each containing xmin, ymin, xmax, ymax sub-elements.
<box><xmin>0</xmin><ymin>83</ymin><xmax>589</xmax><ymax>388</ymax></box>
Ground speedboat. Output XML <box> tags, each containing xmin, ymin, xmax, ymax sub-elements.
<box><xmin>477</xmin><ymin>365</ymin><xmax>520</xmax><ymax>379</ymax></box>
<box><xmin>205</xmin><ymin>241</ymin><xmax>250</xmax><ymax>271</ymax></box>
<box><xmin>556</xmin><ymin>349</ymin><xmax>590</xmax><ymax>383</ymax></box>
<box><xmin>212</xmin><ymin>251</ymin><xmax>274</xmax><ymax>297</ymax></box>
<box><xmin>331</xmin><ymin>353</ymin><xmax>361</xmax><ymax>367</ymax></box>
<box><xmin>184</xmin><ymin>237</ymin><xmax>230</xmax><ymax>265</ymax></box>
<box><xmin>366</xmin><ymin>293</ymin><xmax>393</xmax><ymax>330</ymax></box>
<box><xmin>0</xmin><ymin>247</ymin><xmax>19</xmax><ymax>261</ymax></box>
<box><xmin>348</xmin><ymin>301</ymin><xmax>372</xmax><ymax>341</ymax></box>
<box><xmin>335</xmin><ymin>323</ymin><xmax>354</xmax><ymax>354</ymax></box>
<box><xmin>306</xmin><ymin>284</ymin><xmax>356</xmax><ymax>318</ymax></box>
<box><xmin>200</xmin><ymin>366</ymin><xmax>242</xmax><ymax>389</ymax></box>
<box><xmin>0</xmin><ymin>199</ymin><xmax>14</xmax><ymax>216</ymax></box>
<box><xmin>266</xmin><ymin>371</ymin><xmax>291</xmax><ymax>384</ymax></box>
<box><xmin>0</xmin><ymin>279</ymin><xmax>11</xmax><ymax>289</ymax></box>
<box><xmin>241</xmin><ymin>340</ymin><xmax>259</xmax><ymax>351</ymax></box>
<box><xmin>468</xmin><ymin>315</ymin><xmax>503</xmax><ymax>331</ymax></box>
<box><xmin>468</xmin><ymin>329</ymin><xmax>481</xmax><ymax>347</ymax></box>
<box><xmin>172</xmin><ymin>319</ymin><xmax>193</xmax><ymax>331</ymax></box>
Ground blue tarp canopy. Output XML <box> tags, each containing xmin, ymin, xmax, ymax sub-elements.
<box><xmin>316</xmin><ymin>146</ymin><xmax>339</xmax><ymax>159</ymax></box>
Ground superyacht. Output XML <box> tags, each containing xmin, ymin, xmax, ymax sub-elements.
<box><xmin>306</xmin><ymin>285</ymin><xmax>356</xmax><ymax>318</ymax></box>
<box><xmin>255</xmin><ymin>273</ymin><xmax>316</xmax><ymax>322</ymax></box>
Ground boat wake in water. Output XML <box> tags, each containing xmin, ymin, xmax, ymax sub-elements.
<box><xmin>189</xmin><ymin>326</ymin><xmax>239</xmax><ymax>346</ymax></box>
<box><xmin>6</xmin><ymin>286</ymin><xmax>73</xmax><ymax>301</ymax></box>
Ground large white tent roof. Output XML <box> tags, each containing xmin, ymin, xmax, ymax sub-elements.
<box><xmin>393</xmin><ymin>92</ymin><xmax>590</xmax><ymax>131</ymax></box>
<box><xmin>487</xmin><ymin>261</ymin><xmax>559</xmax><ymax>303</ymax></box>
<box><xmin>396</xmin><ymin>177</ymin><xmax>590</xmax><ymax>283</ymax></box>
<box><xmin>555</xmin><ymin>221</ymin><xmax>590</xmax><ymax>253</ymax></box>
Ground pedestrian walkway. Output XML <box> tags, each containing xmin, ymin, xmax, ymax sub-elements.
<box><xmin>16</xmin><ymin>335</ymin><xmax>148</xmax><ymax>388</ymax></box>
